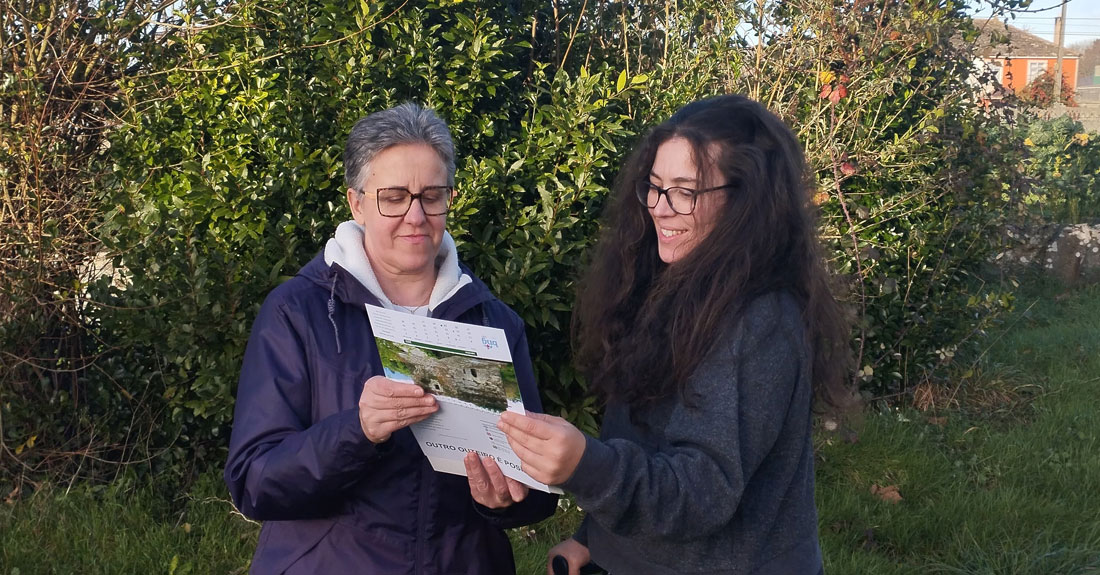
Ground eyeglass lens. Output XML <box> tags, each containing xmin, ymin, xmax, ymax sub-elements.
<box><xmin>636</xmin><ymin>182</ymin><xmax>696</xmax><ymax>215</ymax></box>
<box><xmin>376</xmin><ymin>187</ymin><xmax>452</xmax><ymax>217</ymax></box>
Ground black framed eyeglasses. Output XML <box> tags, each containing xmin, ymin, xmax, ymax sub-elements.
<box><xmin>362</xmin><ymin>186</ymin><xmax>455</xmax><ymax>217</ymax></box>
<box><xmin>635</xmin><ymin>181</ymin><xmax>735</xmax><ymax>215</ymax></box>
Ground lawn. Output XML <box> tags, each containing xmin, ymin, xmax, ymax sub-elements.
<box><xmin>2</xmin><ymin>282</ymin><xmax>1098</xmax><ymax>574</ymax></box>
<box><xmin>815</xmin><ymin>281</ymin><xmax>1100</xmax><ymax>574</ymax></box>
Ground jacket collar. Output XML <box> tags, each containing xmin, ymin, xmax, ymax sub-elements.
<box><xmin>298</xmin><ymin>253</ymin><xmax>495</xmax><ymax>322</ymax></box>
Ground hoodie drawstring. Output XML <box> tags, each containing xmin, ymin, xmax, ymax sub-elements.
<box><xmin>328</xmin><ymin>273</ymin><xmax>342</xmax><ymax>355</ymax></box>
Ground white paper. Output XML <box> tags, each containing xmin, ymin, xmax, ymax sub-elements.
<box><xmin>366</xmin><ymin>305</ymin><xmax>561</xmax><ymax>494</ymax></box>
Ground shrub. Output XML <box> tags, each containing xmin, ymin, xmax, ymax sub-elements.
<box><xmin>1019</xmin><ymin>115</ymin><xmax>1100</xmax><ymax>223</ymax></box>
<box><xmin>2</xmin><ymin>0</ymin><xmax>1030</xmax><ymax>480</ymax></box>
<box><xmin>1018</xmin><ymin>69</ymin><xmax>1076</xmax><ymax>108</ymax></box>
<box><xmin>727</xmin><ymin>0</ymin><xmax>1021</xmax><ymax>396</ymax></box>
<box><xmin>0</xmin><ymin>0</ymin><xmax>188</xmax><ymax>478</ymax></box>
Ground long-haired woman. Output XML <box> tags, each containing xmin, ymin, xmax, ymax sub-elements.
<box><xmin>499</xmin><ymin>94</ymin><xmax>852</xmax><ymax>575</ymax></box>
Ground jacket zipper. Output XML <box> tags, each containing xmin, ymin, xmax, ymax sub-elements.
<box><xmin>416</xmin><ymin>461</ymin><xmax>431</xmax><ymax>575</ymax></box>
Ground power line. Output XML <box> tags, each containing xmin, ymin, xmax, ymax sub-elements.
<box><xmin>1011</xmin><ymin>31</ymin><xmax>1100</xmax><ymax>36</ymax></box>
<box><xmin>1010</xmin><ymin>0</ymin><xmax>1070</xmax><ymax>14</ymax></box>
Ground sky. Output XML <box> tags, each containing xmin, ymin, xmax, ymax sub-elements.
<box><xmin>971</xmin><ymin>0</ymin><xmax>1100</xmax><ymax>48</ymax></box>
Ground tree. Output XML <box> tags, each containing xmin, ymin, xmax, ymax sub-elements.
<box><xmin>1069</xmin><ymin>39</ymin><xmax>1099</xmax><ymax>87</ymax></box>
<box><xmin>0</xmin><ymin>0</ymin><xmax>185</xmax><ymax>478</ymax></box>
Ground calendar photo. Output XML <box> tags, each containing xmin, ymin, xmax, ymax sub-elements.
<box><xmin>376</xmin><ymin>338</ymin><xmax>520</xmax><ymax>413</ymax></box>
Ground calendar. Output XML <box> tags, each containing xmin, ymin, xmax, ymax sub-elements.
<box><xmin>366</xmin><ymin>305</ymin><xmax>561</xmax><ymax>494</ymax></box>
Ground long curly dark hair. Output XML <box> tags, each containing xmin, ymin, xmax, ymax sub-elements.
<box><xmin>573</xmin><ymin>94</ymin><xmax>853</xmax><ymax>410</ymax></box>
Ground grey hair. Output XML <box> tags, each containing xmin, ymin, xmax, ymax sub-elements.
<box><xmin>343</xmin><ymin>102</ymin><xmax>456</xmax><ymax>191</ymax></box>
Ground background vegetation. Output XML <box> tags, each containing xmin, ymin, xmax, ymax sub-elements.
<box><xmin>3</xmin><ymin>281</ymin><xmax>1097</xmax><ymax>574</ymax></box>
<box><xmin>3</xmin><ymin>0</ymin><xmax>1099</xmax><ymax>508</ymax></box>
<box><xmin>1018</xmin><ymin>115</ymin><xmax>1100</xmax><ymax>223</ymax></box>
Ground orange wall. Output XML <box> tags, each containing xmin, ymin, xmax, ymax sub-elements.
<box><xmin>1002</xmin><ymin>57</ymin><xmax>1078</xmax><ymax>92</ymax></box>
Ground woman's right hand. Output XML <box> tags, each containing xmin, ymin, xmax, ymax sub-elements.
<box><xmin>358</xmin><ymin>375</ymin><xmax>438</xmax><ymax>443</ymax></box>
<box><xmin>546</xmin><ymin>538</ymin><xmax>591</xmax><ymax>575</ymax></box>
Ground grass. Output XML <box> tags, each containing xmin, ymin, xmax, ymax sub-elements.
<box><xmin>815</xmin><ymin>281</ymin><xmax>1100</xmax><ymax>575</ymax></box>
<box><xmin>1</xmin><ymin>281</ymin><xmax>1098</xmax><ymax>574</ymax></box>
<box><xmin>0</xmin><ymin>473</ymin><xmax>258</xmax><ymax>575</ymax></box>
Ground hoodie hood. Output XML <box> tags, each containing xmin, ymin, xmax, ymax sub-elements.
<box><xmin>322</xmin><ymin>220</ymin><xmax>472</xmax><ymax>314</ymax></box>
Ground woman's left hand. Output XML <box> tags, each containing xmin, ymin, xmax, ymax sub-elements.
<box><xmin>498</xmin><ymin>412</ymin><xmax>586</xmax><ymax>486</ymax></box>
<box><xmin>465</xmin><ymin>452</ymin><xmax>528</xmax><ymax>509</ymax></box>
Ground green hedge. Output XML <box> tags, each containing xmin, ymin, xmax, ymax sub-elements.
<box><xmin>2</xmin><ymin>0</ymin><xmax>1031</xmax><ymax>479</ymax></box>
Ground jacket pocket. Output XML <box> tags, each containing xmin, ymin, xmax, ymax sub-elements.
<box><xmin>251</xmin><ymin>518</ymin><xmax>335</xmax><ymax>575</ymax></box>
<box><xmin>283</xmin><ymin>518</ymin><xmax>413</xmax><ymax>574</ymax></box>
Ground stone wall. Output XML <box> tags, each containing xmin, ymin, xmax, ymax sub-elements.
<box><xmin>1042</xmin><ymin>103</ymin><xmax>1100</xmax><ymax>133</ymax></box>
<box><xmin>995</xmin><ymin>223</ymin><xmax>1100</xmax><ymax>286</ymax></box>
<box><xmin>1042</xmin><ymin>224</ymin><xmax>1100</xmax><ymax>286</ymax></box>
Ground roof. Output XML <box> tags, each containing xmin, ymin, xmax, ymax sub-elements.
<box><xmin>971</xmin><ymin>18</ymin><xmax>1081</xmax><ymax>59</ymax></box>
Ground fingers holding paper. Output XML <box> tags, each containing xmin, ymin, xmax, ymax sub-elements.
<box><xmin>465</xmin><ymin>452</ymin><xmax>528</xmax><ymax>509</ymax></box>
<box><xmin>359</xmin><ymin>375</ymin><xmax>438</xmax><ymax>444</ymax></box>
<box><xmin>497</xmin><ymin>412</ymin><xmax>586</xmax><ymax>486</ymax></box>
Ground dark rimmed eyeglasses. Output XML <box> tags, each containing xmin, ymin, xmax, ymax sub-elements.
<box><xmin>360</xmin><ymin>186</ymin><xmax>455</xmax><ymax>217</ymax></box>
<box><xmin>635</xmin><ymin>181</ymin><xmax>736</xmax><ymax>215</ymax></box>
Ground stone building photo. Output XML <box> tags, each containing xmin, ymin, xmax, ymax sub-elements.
<box><xmin>376</xmin><ymin>339</ymin><xmax>519</xmax><ymax>412</ymax></box>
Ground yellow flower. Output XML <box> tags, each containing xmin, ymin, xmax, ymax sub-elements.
<box><xmin>1024</xmin><ymin>137</ymin><xmax>1034</xmax><ymax>146</ymax></box>
<box><xmin>1073</xmin><ymin>133</ymin><xmax>1089</xmax><ymax>146</ymax></box>
<box><xmin>819</xmin><ymin>70</ymin><xmax>836</xmax><ymax>85</ymax></box>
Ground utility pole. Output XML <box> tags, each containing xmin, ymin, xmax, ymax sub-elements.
<box><xmin>1053</xmin><ymin>0</ymin><xmax>1068</xmax><ymax>103</ymax></box>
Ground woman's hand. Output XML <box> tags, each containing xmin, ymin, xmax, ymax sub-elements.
<box><xmin>464</xmin><ymin>452</ymin><xmax>528</xmax><ymax>509</ymax></box>
<box><xmin>546</xmin><ymin>538</ymin><xmax>591</xmax><ymax>575</ymax></box>
<box><xmin>498</xmin><ymin>412</ymin><xmax>586</xmax><ymax>486</ymax></box>
<box><xmin>358</xmin><ymin>375</ymin><xmax>438</xmax><ymax>443</ymax></box>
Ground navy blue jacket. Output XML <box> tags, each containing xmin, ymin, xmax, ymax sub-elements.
<box><xmin>225</xmin><ymin>253</ymin><xmax>557</xmax><ymax>575</ymax></box>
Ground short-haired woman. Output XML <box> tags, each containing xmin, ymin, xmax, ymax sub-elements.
<box><xmin>226</xmin><ymin>102</ymin><xmax>557</xmax><ymax>574</ymax></box>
